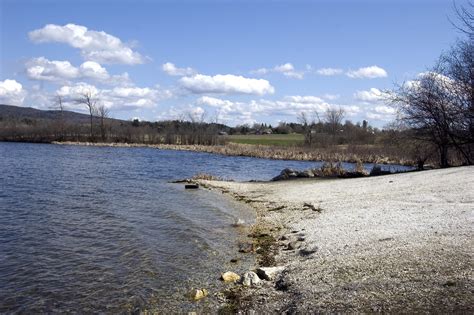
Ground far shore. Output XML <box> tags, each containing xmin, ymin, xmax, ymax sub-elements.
<box><xmin>50</xmin><ymin>141</ymin><xmax>414</xmax><ymax>166</ymax></box>
<box><xmin>199</xmin><ymin>167</ymin><xmax>474</xmax><ymax>313</ymax></box>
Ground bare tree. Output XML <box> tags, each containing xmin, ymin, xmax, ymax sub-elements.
<box><xmin>76</xmin><ymin>91</ymin><xmax>97</xmax><ymax>139</ymax></box>
<box><xmin>325</xmin><ymin>107</ymin><xmax>345</xmax><ymax>135</ymax></box>
<box><xmin>50</xmin><ymin>94</ymin><xmax>65</xmax><ymax>139</ymax></box>
<box><xmin>297</xmin><ymin>111</ymin><xmax>314</xmax><ymax>145</ymax></box>
<box><xmin>96</xmin><ymin>104</ymin><xmax>109</xmax><ymax>141</ymax></box>
<box><xmin>449</xmin><ymin>0</ymin><xmax>474</xmax><ymax>37</ymax></box>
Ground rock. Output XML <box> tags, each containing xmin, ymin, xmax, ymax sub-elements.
<box><xmin>287</xmin><ymin>241</ymin><xmax>301</xmax><ymax>250</ymax></box>
<box><xmin>221</xmin><ymin>271</ymin><xmax>241</xmax><ymax>282</ymax></box>
<box><xmin>231</xmin><ymin>218</ymin><xmax>245</xmax><ymax>227</ymax></box>
<box><xmin>256</xmin><ymin>266</ymin><xmax>286</xmax><ymax>281</ymax></box>
<box><xmin>299</xmin><ymin>247</ymin><xmax>318</xmax><ymax>257</ymax></box>
<box><xmin>230</xmin><ymin>258</ymin><xmax>240</xmax><ymax>263</ymax></box>
<box><xmin>278</xmin><ymin>235</ymin><xmax>289</xmax><ymax>241</ymax></box>
<box><xmin>185</xmin><ymin>183</ymin><xmax>199</xmax><ymax>189</ymax></box>
<box><xmin>271</xmin><ymin>168</ymin><xmax>299</xmax><ymax>181</ymax></box>
<box><xmin>190</xmin><ymin>288</ymin><xmax>208</xmax><ymax>301</ymax></box>
<box><xmin>275</xmin><ymin>275</ymin><xmax>293</xmax><ymax>291</ymax></box>
<box><xmin>241</xmin><ymin>271</ymin><xmax>261</xmax><ymax>286</ymax></box>
<box><xmin>238</xmin><ymin>242</ymin><xmax>254</xmax><ymax>253</ymax></box>
<box><xmin>303</xmin><ymin>202</ymin><xmax>322</xmax><ymax>212</ymax></box>
<box><xmin>298</xmin><ymin>169</ymin><xmax>315</xmax><ymax>178</ymax></box>
<box><xmin>297</xmin><ymin>236</ymin><xmax>305</xmax><ymax>242</ymax></box>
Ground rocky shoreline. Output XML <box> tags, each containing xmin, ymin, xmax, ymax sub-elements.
<box><xmin>198</xmin><ymin>167</ymin><xmax>474</xmax><ymax>313</ymax></box>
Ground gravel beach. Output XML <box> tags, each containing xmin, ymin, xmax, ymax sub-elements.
<box><xmin>203</xmin><ymin>166</ymin><xmax>474</xmax><ymax>313</ymax></box>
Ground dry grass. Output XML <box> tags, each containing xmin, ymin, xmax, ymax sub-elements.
<box><xmin>54</xmin><ymin>141</ymin><xmax>415</xmax><ymax>165</ymax></box>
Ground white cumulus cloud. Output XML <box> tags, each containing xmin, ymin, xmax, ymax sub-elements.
<box><xmin>28</xmin><ymin>23</ymin><xmax>145</xmax><ymax>65</ymax></box>
<box><xmin>56</xmin><ymin>82</ymin><xmax>172</xmax><ymax>110</ymax></box>
<box><xmin>374</xmin><ymin>105</ymin><xmax>396</xmax><ymax>115</ymax></box>
<box><xmin>316</xmin><ymin>68</ymin><xmax>343</xmax><ymax>76</ymax></box>
<box><xmin>162</xmin><ymin>62</ymin><xmax>196</xmax><ymax>76</ymax></box>
<box><xmin>346</xmin><ymin>66</ymin><xmax>388</xmax><ymax>79</ymax></box>
<box><xmin>252</xmin><ymin>63</ymin><xmax>304</xmax><ymax>79</ymax></box>
<box><xmin>353</xmin><ymin>88</ymin><xmax>388</xmax><ymax>102</ymax></box>
<box><xmin>0</xmin><ymin>79</ymin><xmax>27</xmax><ymax>105</ymax></box>
<box><xmin>179</xmin><ymin>74</ymin><xmax>275</xmax><ymax>95</ymax></box>
<box><xmin>25</xmin><ymin>57</ymin><xmax>130</xmax><ymax>85</ymax></box>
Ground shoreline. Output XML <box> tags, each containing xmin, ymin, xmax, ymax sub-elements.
<box><xmin>49</xmin><ymin>141</ymin><xmax>414</xmax><ymax>166</ymax></box>
<box><xmin>198</xmin><ymin>167</ymin><xmax>474</xmax><ymax>313</ymax></box>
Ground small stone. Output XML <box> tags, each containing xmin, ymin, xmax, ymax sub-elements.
<box><xmin>241</xmin><ymin>271</ymin><xmax>261</xmax><ymax>286</ymax></box>
<box><xmin>238</xmin><ymin>242</ymin><xmax>254</xmax><ymax>253</ymax></box>
<box><xmin>297</xmin><ymin>236</ymin><xmax>305</xmax><ymax>242</ymax></box>
<box><xmin>190</xmin><ymin>288</ymin><xmax>208</xmax><ymax>301</ymax></box>
<box><xmin>221</xmin><ymin>271</ymin><xmax>241</xmax><ymax>282</ymax></box>
<box><xmin>256</xmin><ymin>266</ymin><xmax>285</xmax><ymax>281</ymax></box>
<box><xmin>279</xmin><ymin>235</ymin><xmax>288</xmax><ymax>241</ymax></box>
<box><xmin>230</xmin><ymin>258</ymin><xmax>239</xmax><ymax>263</ymax></box>
<box><xmin>275</xmin><ymin>276</ymin><xmax>293</xmax><ymax>291</ymax></box>
<box><xmin>299</xmin><ymin>247</ymin><xmax>318</xmax><ymax>257</ymax></box>
<box><xmin>287</xmin><ymin>241</ymin><xmax>301</xmax><ymax>250</ymax></box>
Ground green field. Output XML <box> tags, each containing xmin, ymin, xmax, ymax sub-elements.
<box><xmin>226</xmin><ymin>133</ymin><xmax>305</xmax><ymax>146</ymax></box>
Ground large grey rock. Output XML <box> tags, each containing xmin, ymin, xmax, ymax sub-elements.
<box><xmin>256</xmin><ymin>266</ymin><xmax>286</xmax><ymax>281</ymax></box>
<box><xmin>272</xmin><ymin>168</ymin><xmax>299</xmax><ymax>181</ymax></box>
<box><xmin>241</xmin><ymin>271</ymin><xmax>261</xmax><ymax>286</ymax></box>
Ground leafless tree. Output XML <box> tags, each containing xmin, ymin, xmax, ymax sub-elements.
<box><xmin>76</xmin><ymin>90</ymin><xmax>97</xmax><ymax>139</ymax></box>
<box><xmin>325</xmin><ymin>107</ymin><xmax>345</xmax><ymax>135</ymax></box>
<box><xmin>50</xmin><ymin>94</ymin><xmax>66</xmax><ymax>139</ymax></box>
<box><xmin>449</xmin><ymin>0</ymin><xmax>474</xmax><ymax>37</ymax></box>
<box><xmin>297</xmin><ymin>111</ymin><xmax>314</xmax><ymax>145</ymax></box>
<box><xmin>96</xmin><ymin>104</ymin><xmax>109</xmax><ymax>141</ymax></box>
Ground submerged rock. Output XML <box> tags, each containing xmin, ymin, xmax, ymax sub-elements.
<box><xmin>256</xmin><ymin>266</ymin><xmax>286</xmax><ymax>281</ymax></box>
<box><xmin>190</xmin><ymin>288</ymin><xmax>208</xmax><ymax>301</ymax></box>
<box><xmin>221</xmin><ymin>271</ymin><xmax>241</xmax><ymax>282</ymax></box>
<box><xmin>241</xmin><ymin>271</ymin><xmax>261</xmax><ymax>286</ymax></box>
<box><xmin>238</xmin><ymin>242</ymin><xmax>254</xmax><ymax>253</ymax></box>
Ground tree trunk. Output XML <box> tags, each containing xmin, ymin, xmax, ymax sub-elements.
<box><xmin>439</xmin><ymin>144</ymin><xmax>449</xmax><ymax>168</ymax></box>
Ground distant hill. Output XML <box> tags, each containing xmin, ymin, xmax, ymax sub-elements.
<box><xmin>0</xmin><ymin>104</ymin><xmax>123</xmax><ymax>124</ymax></box>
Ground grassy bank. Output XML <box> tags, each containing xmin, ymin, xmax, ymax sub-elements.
<box><xmin>226</xmin><ymin>134</ymin><xmax>305</xmax><ymax>146</ymax></box>
<box><xmin>52</xmin><ymin>141</ymin><xmax>414</xmax><ymax>166</ymax></box>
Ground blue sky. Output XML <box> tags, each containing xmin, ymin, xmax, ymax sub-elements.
<box><xmin>0</xmin><ymin>0</ymin><xmax>469</xmax><ymax>127</ymax></box>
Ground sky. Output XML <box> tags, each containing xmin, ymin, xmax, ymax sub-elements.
<box><xmin>0</xmin><ymin>0</ymin><xmax>469</xmax><ymax>127</ymax></box>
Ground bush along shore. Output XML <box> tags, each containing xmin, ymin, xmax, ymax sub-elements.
<box><xmin>51</xmin><ymin>141</ymin><xmax>416</xmax><ymax>166</ymax></box>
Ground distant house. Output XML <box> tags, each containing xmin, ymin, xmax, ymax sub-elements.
<box><xmin>218</xmin><ymin>131</ymin><xmax>228</xmax><ymax>136</ymax></box>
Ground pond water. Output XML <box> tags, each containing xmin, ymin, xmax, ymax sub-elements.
<box><xmin>0</xmin><ymin>142</ymin><xmax>413</xmax><ymax>313</ymax></box>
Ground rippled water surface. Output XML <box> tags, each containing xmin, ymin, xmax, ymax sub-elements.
<box><xmin>0</xmin><ymin>142</ymin><xmax>413</xmax><ymax>313</ymax></box>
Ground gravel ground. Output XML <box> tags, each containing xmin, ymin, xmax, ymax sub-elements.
<box><xmin>203</xmin><ymin>166</ymin><xmax>474</xmax><ymax>313</ymax></box>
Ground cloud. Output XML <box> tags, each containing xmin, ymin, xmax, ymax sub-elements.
<box><xmin>353</xmin><ymin>88</ymin><xmax>388</xmax><ymax>102</ymax></box>
<box><xmin>252</xmin><ymin>63</ymin><xmax>305</xmax><ymax>79</ymax></box>
<box><xmin>25</xmin><ymin>57</ymin><xmax>130</xmax><ymax>85</ymax></box>
<box><xmin>179</xmin><ymin>74</ymin><xmax>275</xmax><ymax>95</ymax></box>
<box><xmin>195</xmin><ymin>95</ymin><xmax>342</xmax><ymax>123</ymax></box>
<box><xmin>374</xmin><ymin>105</ymin><xmax>396</xmax><ymax>115</ymax></box>
<box><xmin>322</xmin><ymin>94</ymin><xmax>340</xmax><ymax>100</ymax></box>
<box><xmin>316</xmin><ymin>68</ymin><xmax>343</xmax><ymax>76</ymax></box>
<box><xmin>162</xmin><ymin>62</ymin><xmax>196</xmax><ymax>76</ymax></box>
<box><xmin>0</xmin><ymin>79</ymin><xmax>26</xmax><ymax>105</ymax></box>
<box><xmin>55</xmin><ymin>82</ymin><xmax>172</xmax><ymax>110</ymax></box>
<box><xmin>26</xmin><ymin>57</ymin><xmax>79</xmax><ymax>81</ymax></box>
<box><xmin>29</xmin><ymin>23</ymin><xmax>145</xmax><ymax>65</ymax></box>
<box><xmin>346</xmin><ymin>66</ymin><xmax>388</xmax><ymax>79</ymax></box>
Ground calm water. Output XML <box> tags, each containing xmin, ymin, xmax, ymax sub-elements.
<box><xmin>0</xmin><ymin>142</ymin><xmax>413</xmax><ymax>313</ymax></box>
